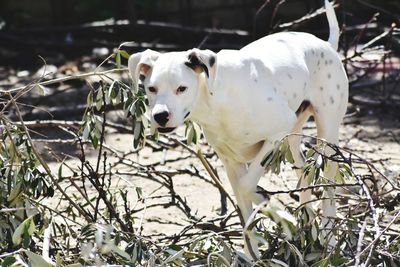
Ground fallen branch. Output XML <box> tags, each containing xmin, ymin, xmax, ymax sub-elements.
<box><xmin>2</xmin><ymin>68</ymin><xmax>128</xmax><ymax>94</ymax></box>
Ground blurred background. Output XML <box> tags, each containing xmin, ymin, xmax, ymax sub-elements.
<box><xmin>0</xmin><ymin>0</ymin><xmax>399</xmax><ymax>68</ymax></box>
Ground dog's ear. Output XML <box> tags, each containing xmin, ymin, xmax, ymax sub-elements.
<box><xmin>185</xmin><ymin>48</ymin><xmax>217</xmax><ymax>80</ymax></box>
<box><xmin>128</xmin><ymin>49</ymin><xmax>160</xmax><ymax>87</ymax></box>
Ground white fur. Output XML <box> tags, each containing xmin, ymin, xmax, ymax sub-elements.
<box><xmin>128</xmin><ymin>0</ymin><xmax>348</xmax><ymax>259</ymax></box>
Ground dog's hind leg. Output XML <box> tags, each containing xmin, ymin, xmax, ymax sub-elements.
<box><xmin>312</xmin><ymin>105</ymin><xmax>345</xmax><ymax>247</ymax></box>
<box><xmin>316</xmin><ymin>119</ymin><xmax>340</xmax><ymax>247</ymax></box>
<box><xmin>288</xmin><ymin>102</ymin><xmax>313</xmax><ymax>206</ymax></box>
<box><xmin>309</xmin><ymin>54</ymin><xmax>348</xmax><ymax>247</ymax></box>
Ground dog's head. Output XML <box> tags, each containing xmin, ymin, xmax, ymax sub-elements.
<box><xmin>128</xmin><ymin>48</ymin><xmax>217</xmax><ymax>133</ymax></box>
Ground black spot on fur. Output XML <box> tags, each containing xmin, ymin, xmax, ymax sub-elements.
<box><xmin>293</xmin><ymin>93</ymin><xmax>297</xmax><ymax>98</ymax></box>
<box><xmin>139</xmin><ymin>74</ymin><xmax>146</xmax><ymax>82</ymax></box>
<box><xmin>329</xmin><ymin>59</ymin><xmax>333</xmax><ymax>64</ymax></box>
<box><xmin>321</xmin><ymin>52</ymin><xmax>325</xmax><ymax>58</ymax></box>
<box><xmin>267</xmin><ymin>97</ymin><xmax>273</xmax><ymax>101</ymax></box>
<box><xmin>185</xmin><ymin>53</ymin><xmax>209</xmax><ymax>77</ymax></box>
<box><xmin>330</xmin><ymin>96</ymin><xmax>334</xmax><ymax>104</ymax></box>
<box><xmin>336</xmin><ymin>84</ymin><xmax>340</xmax><ymax>90</ymax></box>
<box><xmin>209</xmin><ymin>56</ymin><xmax>216</xmax><ymax>67</ymax></box>
<box><xmin>320</xmin><ymin>86</ymin><xmax>324</xmax><ymax>91</ymax></box>
<box><xmin>327</xmin><ymin>73</ymin><xmax>331</xmax><ymax>79</ymax></box>
<box><xmin>288</xmin><ymin>73</ymin><xmax>293</xmax><ymax>79</ymax></box>
<box><xmin>325</xmin><ymin>60</ymin><xmax>328</xmax><ymax>65</ymax></box>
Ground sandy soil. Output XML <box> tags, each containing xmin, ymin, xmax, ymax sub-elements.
<box><xmin>42</xmin><ymin>102</ymin><xmax>400</xmax><ymax>241</ymax></box>
<box><xmin>7</xmin><ymin>64</ymin><xmax>395</xmax><ymax>245</ymax></box>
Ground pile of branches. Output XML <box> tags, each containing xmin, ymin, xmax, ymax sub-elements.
<box><xmin>0</xmin><ymin>39</ymin><xmax>399</xmax><ymax>266</ymax></box>
<box><xmin>0</xmin><ymin>2</ymin><xmax>400</xmax><ymax>264</ymax></box>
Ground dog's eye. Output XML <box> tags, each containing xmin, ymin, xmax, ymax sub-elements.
<box><xmin>177</xmin><ymin>86</ymin><xmax>187</xmax><ymax>94</ymax></box>
<box><xmin>148</xmin><ymin>86</ymin><xmax>157</xmax><ymax>93</ymax></box>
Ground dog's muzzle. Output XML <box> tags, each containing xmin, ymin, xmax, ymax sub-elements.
<box><xmin>157</xmin><ymin>127</ymin><xmax>176</xmax><ymax>133</ymax></box>
<box><xmin>154</xmin><ymin>111</ymin><xmax>170</xmax><ymax>127</ymax></box>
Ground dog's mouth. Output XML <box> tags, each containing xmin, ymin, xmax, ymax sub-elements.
<box><xmin>157</xmin><ymin>127</ymin><xmax>176</xmax><ymax>133</ymax></box>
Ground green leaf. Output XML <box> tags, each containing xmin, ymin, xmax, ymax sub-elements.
<box><xmin>82</xmin><ymin>123</ymin><xmax>90</xmax><ymax>141</ymax></box>
<box><xmin>13</xmin><ymin>216</ymin><xmax>36</xmax><ymax>245</ymax></box>
<box><xmin>124</xmin><ymin>96</ymin><xmax>133</xmax><ymax>111</ymax></box>
<box><xmin>305</xmin><ymin>252</ymin><xmax>321</xmax><ymax>262</ymax></box>
<box><xmin>8</xmin><ymin>182</ymin><xmax>22</xmax><ymax>205</ymax></box>
<box><xmin>2</xmin><ymin>256</ymin><xmax>17</xmax><ymax>267</ymax></box>
<box><xmin>109</xmin><ymin>242</ymin><xmax>130</xmax><ymax>260</ymax></box>
<box><xmin>310</xmin><ymin>258</ymin><xmax>329</xmax><ymax>267</ymax></box>
<box><xmin>129</xmin><ymin>103</ymin><xmax>136</xmax><ymax>116</ymax></box>
<box><xmin>96</xmin><ymin>89</ymin><xmax>103</xmax><ymax>111</ymax></box>
<box><xmin>307</xmin><ymin>166</ymin><xmax>316</xmax><ymax>184</ymax></box>
<box><xmin>133</xmin><ymin>120</ymin><xmax>143</xmax><ymax>148</ymax></box>
<box><xmin>108</xmin><ymin>81</ymin><xmax>117</xmax><ymax>101</ymax></box>
<box><xmin>331</xmin><ymin>256</ymin><xmax>347</xmax><ymax>266</ymax></box>
<box><xmin>311</xmin><ymin>223</ymin><xmax>318</xmax><ymax>241</ymax></box>
<box><xmin>269</xmin><ymin>258</ymin><xmax>290</xmax><ymax>267</ymax></box>
<box><xmin>286</xmin><ymin>241</ymin><xmax>305</xmax><ymax>266</ymax></box>
<box><xmin>261</xmin><ymin>150</ymin><xmax>274</xmax><ymax>167</ymax></box>
<box><xmin>162</xmin><ymin>248</ymin><xmax>184</xmax><ymax>265</ymax></box>
<box><xmin>136</xmin><ymin>100</ymin><xmax>146</xmax><ymax>117</ymax></box>
<box><xmin>36</xmin><ymin>84</ymin><xmax>46</xmax><ymax>96</ymax></box>
<box><xmin>25</xmin><ymin>250</ymin><xmax>53</xmax><ymax>267</ymax></box>
<box><xmin>58</xmin><ymin>164</ymin><xmax>63</xmax><ymax>179</ymax></box>
<box><xmin>86</xmin><ymin>90</ymin><xmax>93</xmax><ymax>106</ymax></box>
<box><xmin>114</xmin><ymin>87</ymin><xmax>122</xmax><ymax>105</ymax></box>
<box><xmin>186</xmin><ymin>127</ymin><xmax>195</xmax><ymax>145</ymax></box>
<box><xmin>285</xmin><ymin>147</ymin><xmax>294</xmax><ymax>164</ymax></box>
<box><xmin>306</xmin><ymin>148</ymin><xmax>315</xmax><ymax>158</ymax></box>
<box><xmin>55</xmin><ymin>251</ymin><xmax>62</xmax><ymax>267</ymax></box>
<box><xmin>246</xmin><ymin>217</ymin><xmax>263</xmax><ymax>232</ymax></box>
<box><xmin>116</xmin><ymin>52</ymin><xmax>121</xmax><ymax>69</ymax></box>
<box><xmin>133</xmin><ymin>121</ymin><xmax>142</xmax><ymax>142</ymax></box>
<box><xmin>119</xmin><ymin>49</ymin><xmax>130</xmax><ymax>59</ymax></box>
<box><xmin>91</xmin><ymin>134</ymin><xmax>99</xmax><ymax>149</ymax></box>
<box><xmin>221</xmin><ymin>242</ymin><xmax>232</xmax><ymax>265</ymax></box>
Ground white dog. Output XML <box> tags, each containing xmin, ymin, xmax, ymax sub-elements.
<box><xmin>128</xmin><ymin>0</ymin><xmax>348</xmax><ymax>259</ymax></box>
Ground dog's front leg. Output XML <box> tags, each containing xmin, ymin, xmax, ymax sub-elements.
<box><xmin>222</xmin><ymin>139</ymin><xmax>278</xmax><ymax>260</ymax></box>
<box><xmin>221</xmin><ymin>160</ymin><xmax>260</xmax><ymax>259</ymax></box>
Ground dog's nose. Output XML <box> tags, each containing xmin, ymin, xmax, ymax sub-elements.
<box><xmin>154</xmin><ymin>111</ymin><xmax>170</xmax><ymax>126</ymax></box>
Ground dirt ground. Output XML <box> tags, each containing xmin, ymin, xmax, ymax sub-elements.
<box><xmin>42</xmin><ymin>100</ymin><xmax>400</xmax><ymax>240</ymax></box>
<box><xmin>2</xmin><ymin>64</ymin><xmax>399</xmax><ymax>247</ymax></box>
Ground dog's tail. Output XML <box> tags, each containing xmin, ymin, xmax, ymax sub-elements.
<box><xmin>325</xmin><ymin>0</ymin><xmax>340</xmax><ymax>50</ymax></box>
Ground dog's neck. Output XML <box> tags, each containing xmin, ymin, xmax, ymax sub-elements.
<box><xmin>189</xmin><ymin>74</ymin><xmax>219</xmax><ymax>129</ymax></box>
